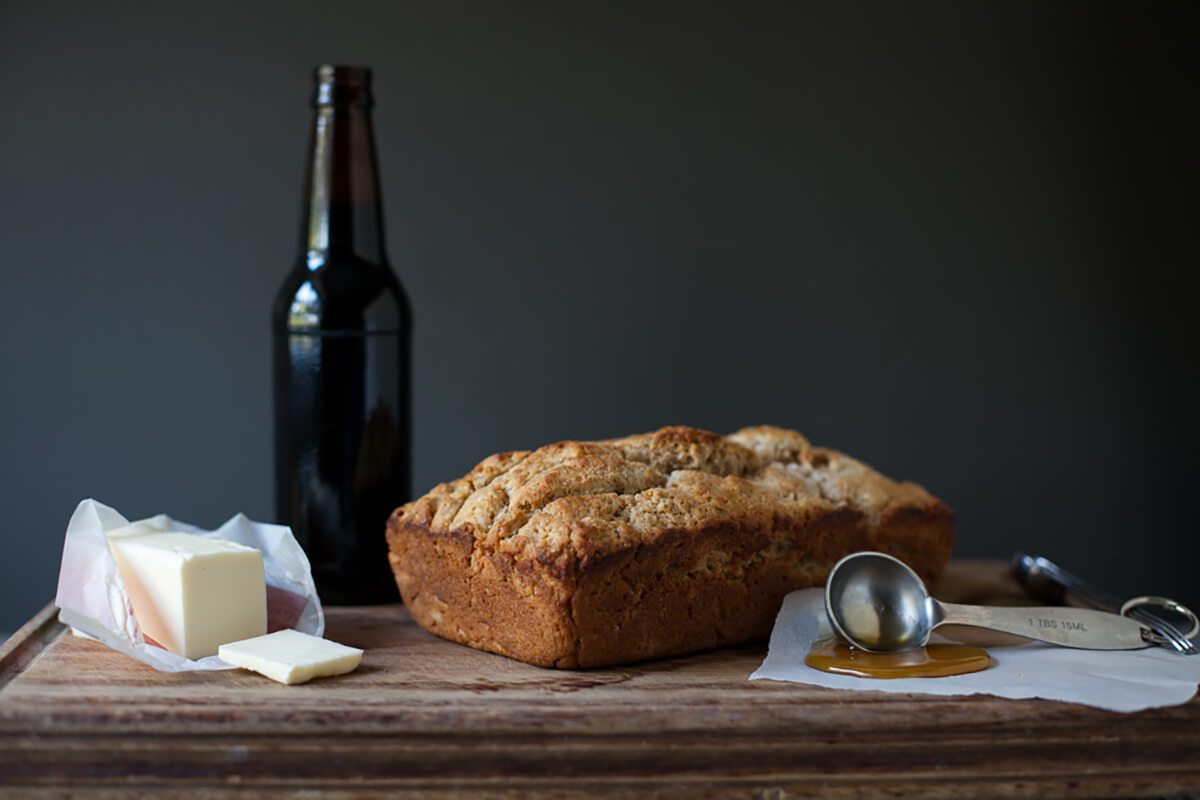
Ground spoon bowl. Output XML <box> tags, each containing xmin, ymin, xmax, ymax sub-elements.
<box><xmin>825</xmin><ymin>551</ymin><xmax>937</xmax><ymax>652</ymax></box>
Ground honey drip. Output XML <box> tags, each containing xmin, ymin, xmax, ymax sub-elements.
<box><xmin>805</xmin><ymin>637</ymin><xmax>991</xmax><ymax>679</ymax></box>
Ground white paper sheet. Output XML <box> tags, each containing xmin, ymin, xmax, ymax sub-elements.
<box><xmin>55</xmin><ymin>498</ymin><xmax>324</xmax><ymax>672</ymax></box>
<box><xmin>750</xmin><ymin>588</ymin><xmax>1200</xmax><ymax>712</ymax></box>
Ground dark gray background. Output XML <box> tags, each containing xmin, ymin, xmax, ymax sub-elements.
<box><xmin>1</xmin><ymin>1</ymin><xmax>1195</xmax><ymax>635</ymax></box>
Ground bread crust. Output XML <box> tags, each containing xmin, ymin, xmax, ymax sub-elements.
<box><xmin>386</xmin><ymin>425</ymin><xmax>954</xmax><ymax>668</ymax></box>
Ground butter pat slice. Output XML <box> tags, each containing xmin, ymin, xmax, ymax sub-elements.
<box><xmin>107</xmin><ymin>531</ymin><xmax>267</xmax><ymax>659</ymax></box>
<box><xmin>218</xmin><ymin>630</ymin><xmax>363</xmax><ymax>685</ymax></box>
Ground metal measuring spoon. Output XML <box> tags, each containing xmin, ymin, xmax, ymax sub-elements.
<box><xmin>825</xmin><ymin>552</ymin><xmax>1154</xmax><ymax>653</ymax></box>
<box><xmin>1011</xmin><ymin>552</ymin><xmax>1198</xmax><ymax>654</ymax></box>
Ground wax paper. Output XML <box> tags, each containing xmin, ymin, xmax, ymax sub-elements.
<box><xmin>54</xmin><ymin>498</ymin><xmax>324</xmax><ymax>672</ymax></box>
<box><xmin>751</xmin><ymin>588</ymin><xmax>1200</xmax><ymax>712</ymax></box>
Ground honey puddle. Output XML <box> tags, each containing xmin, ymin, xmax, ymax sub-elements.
<box><xmin>805</xmin><ymin>637</ymin><xmax>992</xmax><ymax>679</ymax></box>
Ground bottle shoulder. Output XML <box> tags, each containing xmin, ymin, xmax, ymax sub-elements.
<box><xmin>274</xmin><ymin>255</ymin><xmax>411</xmax><ymax>332</ymax></box>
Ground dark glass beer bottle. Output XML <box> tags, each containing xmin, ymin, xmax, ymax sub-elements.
<box><xmin>273</xmin><ymin>65</ymin><xmax>410</xmax><ymax>604</ymax></box>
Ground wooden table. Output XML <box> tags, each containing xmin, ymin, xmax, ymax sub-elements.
<box><xmin>1</xmin><ymin>561</ymin><xmax>1197</xmax><ymax>798</ymax></box>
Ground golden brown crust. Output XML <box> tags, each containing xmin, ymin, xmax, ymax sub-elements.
<box><xmin>386</xmin><ymin>425</ymin><xmax>954</xmax><ymax>668</ymax></box>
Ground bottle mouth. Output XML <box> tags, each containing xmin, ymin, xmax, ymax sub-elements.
<box><xmin>313</xmin><ymin>65</ymin><xmax>373</xmax><ymax>107</ymax></box>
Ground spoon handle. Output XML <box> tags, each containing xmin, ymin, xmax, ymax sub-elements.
<box><xmin>936</xmin><ymin>602</ymin><xmax>1151</xmax><ymax>650</ymax></box>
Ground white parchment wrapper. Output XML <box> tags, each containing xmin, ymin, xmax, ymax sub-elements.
<box><xmin>54</xmin><ymin>498</ymin><xmax>324</xmax><ymax>672</ymax></box>
<box><xmin>751</xmin><ymin>588</ymin><xmax>1200</xmax><ymax>713</ymax></box>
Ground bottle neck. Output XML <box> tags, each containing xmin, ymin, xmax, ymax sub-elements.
<box><xmin>300</xmin><ymin>77</ymin><xmax>386</xmax><ymax>267</ymax></box>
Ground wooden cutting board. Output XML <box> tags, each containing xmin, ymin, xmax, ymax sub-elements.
<box><xmin>1</xmin><ymin>560</ymin><xmax>1197</xmax><ymax>799</ymax></box>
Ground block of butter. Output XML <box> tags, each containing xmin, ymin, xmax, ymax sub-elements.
<box><xmin>106</xmin><ymin>528</ymin><xmax>267</xmax><ymax>660</ymax></box>
<box><xmin>218</xmin><ymin>629</ymin><xmax>363</xmax><ymax>685</ymax></box>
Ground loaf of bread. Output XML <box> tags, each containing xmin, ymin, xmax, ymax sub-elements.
<box><xmin>386</xmin><ymin>425</ymin><xmax>954</xmax><ymax>668</ymax></box>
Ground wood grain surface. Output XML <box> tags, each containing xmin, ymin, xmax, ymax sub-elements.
<box><xmin>1</xmin><ymin>560</ymin><xmax>1197</xmax><ymax>799</ymax></box>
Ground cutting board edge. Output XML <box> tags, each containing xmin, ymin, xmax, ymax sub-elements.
<box><xmin>0</xmin><ymin>602</ymin><xmax>61</xmax><ymax>690</ymax></box>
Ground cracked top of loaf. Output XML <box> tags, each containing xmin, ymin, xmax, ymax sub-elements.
<box><xmin>391</xmin><ymin>425</ymin><xmax>949</xmax><ymax>570</ymax></box>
